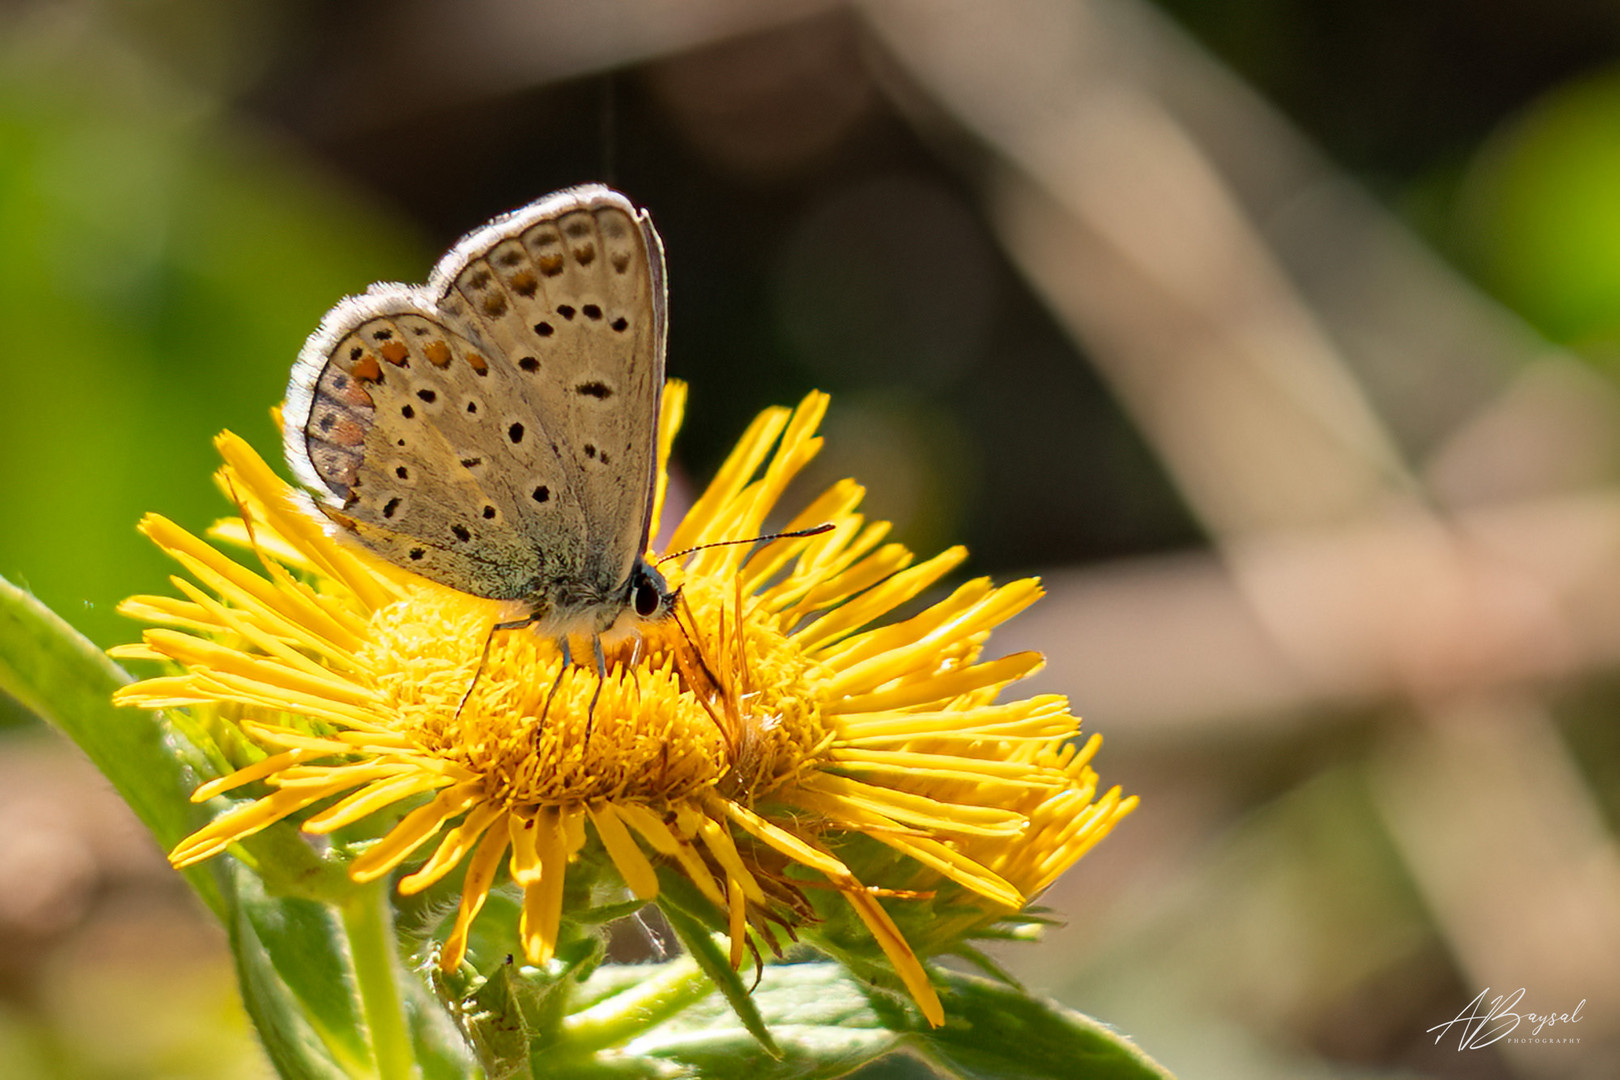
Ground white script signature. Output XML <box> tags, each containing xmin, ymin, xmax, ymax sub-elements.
<box><xmin>1427</xmin><ymin>988</ymin><xmax>1585</xmax><ymax>1049</ymax></box>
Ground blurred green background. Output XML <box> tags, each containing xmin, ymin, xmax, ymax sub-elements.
<box><xmin>4</xmin><ymin>1</ymin><xmax>1620</xmax><ymax>1077</ymax></box>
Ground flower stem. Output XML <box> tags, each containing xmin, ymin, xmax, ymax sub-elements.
<box><xmin>561</xmin><ymin>957</ymin><xmax>712</xmax><ymax>1053</ymax></box>
<box><xmin>341</xmin><ymin>883</ymin><xmax>416</xmax><ymax>1080</ymax></box>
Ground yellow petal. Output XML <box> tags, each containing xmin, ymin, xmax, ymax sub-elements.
<box><xmin>350</xmin><ymin>783</ymin><xmax>483</xmax><ymax>883</ymax></box>
<box><xmin>399</xmin><ymin>800</ymin><xmax>505</xmax><ymax>895</ymax></box>
<box><xmin>440</xmin><ymin>818</ymin><xmax>512</xmax><ymax>970</ymax></box>
<box><xmin>303</xmin><ymin>772</ymin><xmax>449</xmax><ymax>834</ymax></box>
<box><xmin>588</xmin><ymin>803</ymin><xmax>660</xmax><ymax>900</ymax></box>
<box><xmin>791</xmin><ymin>547</ymin><xmax>968</xmax><ymax>652</ymax></box>
<box><xmin>842</xmin><ymin>888</ymin><xmax>943</xmax><ymax>1027</ymax></box>
<box><xmin>824</xmin><ymin>652</ymin><xmax>1044</xmax><ymax>716</ymax></box>
<box><xmin>518</xmin><ymin>808</ymin><xmax>570</xmax><ymax>965</ymax></box>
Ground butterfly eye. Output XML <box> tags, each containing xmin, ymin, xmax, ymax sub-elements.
<box><xmin>634</xmin><ymin>578</ymin><xmax>663</xmax><ymax>618</ymax></box>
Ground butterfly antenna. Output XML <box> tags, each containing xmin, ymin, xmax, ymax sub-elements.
<box><xmin>657</xmin><ymin>523</ymin><xmax>834</xmax><ymax>566</ymax></box>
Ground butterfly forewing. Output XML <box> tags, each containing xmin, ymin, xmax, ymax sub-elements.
<box><xmin>282</xmin><ymin>185</ymin><xmax>667</xmax><ymax>620</ymax></box>
<box><xmin>433</xmin><ymin>192</ymin><xmax>666</xmax><ymax>602</ymax></box>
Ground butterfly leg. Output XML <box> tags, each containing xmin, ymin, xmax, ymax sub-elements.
<box><xmin>456</xmin><ymin>614</ymin><xmax>537</xmax><ymax>720</ymax></box>
<box><xmin>584</xmin><ymin>633</ymin><xmax>607</xmax><ymax>746</ymax></box>
<box><xmin>538</xmin><ymin>635</ymin><xmax>574</xmax><ymax>728</ymax></box>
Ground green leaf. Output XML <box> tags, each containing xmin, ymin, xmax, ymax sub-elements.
<box><xmin>574</xmin><ymin>895</ymin><xmax>653</xmax><ymax>926</ymax></box>
<box><xmin>842</xmin><ymin>1057</ymin><xmax>951</xmax><ymax>1080</ymax></box>
<box><xmin>626</xmin><ymin>961</ymin><xmax>898</xmax><ymax>1080</ymax></box>
<box><xmin>461</xmin><ymin>958</ymin><xmax>534</xmax><ymax>1080</ymax></box>
<box><xmin>404</xmin><ymin>966</ymin><xmax>484</xmax><ymax>1080</ymax></box>
<box><xmin>912</xmin><ymin>971</ymin><xmax>1176</xmax><ymax>1080</ymax></box>
<box><xmin>233</xmin><ymin>866</ymin><xmax>374</xmax><ymax>1076</ymax></box>
<box><xmin>615</xmin><ymin>963</ymin><xmax>1174</xmax><ymax>1080</ymax></box>
<box><xmin>0</xmin><ymin>573</ymin><xmax>224</xmax><ymax>913</ymax></box>
<box><xmin>942</xmin><ymin>944</ymin><xmax>1019</xmax><ymax>987</ymax></box>
<box><xmin>656</xmin><ymin>889</ymin><xmax>780</xmax><ymax>1060</ymax></box>
<box><xmin>243</xmin><ymin>862</ymin><xmax>475</xmax><ymax>1079</ymax></box>
<box><xmin>230</xmin><ymin>872</ymin><xmax>360</xmax><ymax>1078</ymax></box>
<box><xmin>528</xmin><ymin>1058</ymin><xmax>683</xmax><ymax>1080</ymax></box>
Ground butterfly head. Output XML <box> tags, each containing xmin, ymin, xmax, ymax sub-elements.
<box><xmin>627</xmin><ymin>558</ymin><xmax>677</xmax><ymax>624</ymax></box>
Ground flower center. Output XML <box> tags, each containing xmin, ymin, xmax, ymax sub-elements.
<box><xmin>358</xmin><ymin>576</ymin><xmax>831</xmax><ymax>810</ymax></box>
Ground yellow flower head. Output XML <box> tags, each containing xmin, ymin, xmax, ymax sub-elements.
<box><xmin>113</xmin><ymin>384</ymin><xmax>1136</xmax><ymax>1026</ymax></box>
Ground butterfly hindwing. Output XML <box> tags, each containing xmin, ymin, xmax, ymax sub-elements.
<box><xmin>282</xmin><ymin>185</ymin><xmax>666</xmax><ymax>618</ymax></box>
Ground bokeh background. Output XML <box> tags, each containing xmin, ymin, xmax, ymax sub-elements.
<box><xmin>4</xmin><ymin>1</ymin><xmax>1620</xmax><ymax>1076</ymax></box>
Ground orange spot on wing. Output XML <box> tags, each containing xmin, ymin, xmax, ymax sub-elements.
<box><xmin>329</xmin><ymin>376</ymin><xmax>375</xmax><ymax>409</ymax></box>
<box><xmin>424</xmin><ymin>340</ymin><xmax>452</xmax><ymax>367</ymax></box>
<box><xmin>509</xmin><ymin>271</ymin><xmax>538</xmax><ymax>297</ymax></box>
<box><xmin>352</xmin><ymin>356</ymin><xmax>383</xmax><ymax>383</ymax></box>
<box><xmin>325</xmin><ymin>417</ymin><xmax>368</xmax><ymax>447</ymax></box>
<box><xmin>465</xmin><ymin>352</ymin><xmax>489</xmax><ymax>375</ymax></box>
<box><xmin>380</xmin><ymin>341</ymin><xmax>409</xmax><ymax>366</ymax></box>
<box><xmin>538</xmin><ymin>254</ymin><xmax>564</xmax><ymax>276</ymax></box>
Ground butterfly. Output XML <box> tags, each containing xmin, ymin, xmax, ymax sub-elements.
<box><xmin>281</xmin><ymin>185</ymin><xmax>677</xmax><ymax>662</ymax></box>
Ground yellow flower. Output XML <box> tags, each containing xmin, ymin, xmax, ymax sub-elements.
<box><xmin>112</xmin><ymin>384</ymin><xmax>1135</xmax><ymax>1026</ymax></box>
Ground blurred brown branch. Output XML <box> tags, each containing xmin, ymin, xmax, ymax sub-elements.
<box><xmin>1006</xmin><ymin>489</ymin><xmax>1620</xmax><ymax>731</ymax></box>
<box><xmin>859</xmin><ymin>0</ymin><xmax>1620</xmax><ymax>1072</ymax></box>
